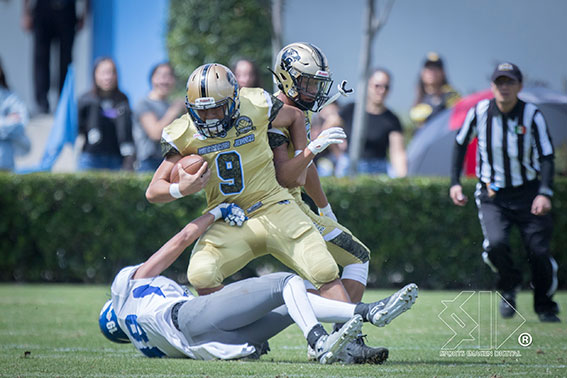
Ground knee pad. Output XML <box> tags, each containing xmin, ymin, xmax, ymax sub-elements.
<box><xmin>309</xmin><ymin>261</ymin><xmax>340</xmax><ymax>288</ymax></box>
<box><xmin>341</xmin><ymin>262</ymin><xmax>369</xmax><ymax>286</ymax></box>
<box><xmin>187</xmin><ymin>261</ymin><xmax>222</xmax><ymax>290</ymax></box>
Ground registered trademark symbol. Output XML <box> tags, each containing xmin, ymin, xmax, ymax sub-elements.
<box><xmin>518</xmin><ymin>332</ymin><xmax>532</xmax><ymax>347</ymax></box>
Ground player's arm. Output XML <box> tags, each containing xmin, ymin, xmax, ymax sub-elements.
<box><xmin>271</xmin><ymin>126</ymin><xmax>347</xmax><ymax>188</ymax></box>
<box><xmin>133</xmin><ymin>204</ymin><xmax>247</xmax><ymax>279</ymax></box>
<box><xmin>271</xmin><ymin>104</ymin><xmax>308</xmax><ymax>151</ymax></box>
<box><xmin>272</xmin><ymin>141</ymin><xmax>308</xmax><ymax>188</ymax></box>
<box><xmin>270</xmin><ymin>104</ymin><xmax>311</xmax><ymax>187</ymax></box>
<box><xmin>304</xmin><ymin>163</ymin><xmax>339</xmax><ymax>221</ymax></box>
<box><xmin>145</xmin><ymin>153</ymin><xmax>210</xmax><ymax>203</ymax></box>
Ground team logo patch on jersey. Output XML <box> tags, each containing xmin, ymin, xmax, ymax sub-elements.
<box><xmin>198</xmin><ymin>141</ymin><xmax>231</xmax><ymax>155</ymax></box>
<box><xmin>234</xmin><ymin>116</ymin><xmax>256</xmax><ymax>136</ymax></box>
<box><xmin>515</xmin><ymin>125</ymin><xmax>526</xmax><ymax>135</ymax></box>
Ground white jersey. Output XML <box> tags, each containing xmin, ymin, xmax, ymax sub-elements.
<box><xmin>111</xmin><ymin>265</ymin><xmax>256</xmax><ymax>359</ymax></box>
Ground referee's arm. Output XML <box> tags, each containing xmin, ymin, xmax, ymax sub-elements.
<box><xmin>450</xmin><ymin>106</ymin><xmax>477</xmax><ymax>206</ymax></box>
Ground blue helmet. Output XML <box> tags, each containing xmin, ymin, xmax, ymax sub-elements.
<box><xmin>99</xmin><ymin>300</ymin><xmax>130</xmax><ymax>343</ymax></box>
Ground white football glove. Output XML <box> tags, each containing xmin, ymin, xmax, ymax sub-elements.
<box><xmin>318</xmin><ymin>203</ymin><xmax>337</xmax><ymax>222</ymax></box>
<box><xmin>307</xmin><ymin>127</ymin><xmax>346</xmax><ymax>155</ymax></box>
<box><xmin>209</xmin><ymin>203</ymin><xmax>248</xmax><ymax>226</ymax></box>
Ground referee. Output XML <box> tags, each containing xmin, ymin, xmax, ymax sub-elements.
<box><xmin>449</xmin><ymin>62</ymin><xmax>560</xmax><ymax>323</ymax></box>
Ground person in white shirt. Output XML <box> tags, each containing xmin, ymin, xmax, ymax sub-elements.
<box><xmin>99</xmin><ymin>203</ymin><xmax>418</xmax><ymax>363</ymax></box>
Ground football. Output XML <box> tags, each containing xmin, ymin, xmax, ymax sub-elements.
<box><xmin>169</xmin><ymin>154</ymin><xmax>205</xmax><ymax>183</ymax></box>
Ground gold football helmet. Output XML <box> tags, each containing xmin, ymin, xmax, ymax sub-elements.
<box><xmin>185</xmin><ymin>63</ymin><xmax>239</xmax><ymax>138</ymax></box>
<box><xmin>273</xmin><ymin>42</ymin><xmax>333</xmax><ymax>112</ymax></box>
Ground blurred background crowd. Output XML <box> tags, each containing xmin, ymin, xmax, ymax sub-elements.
<box><xmin>1</xmin><ymin>0</ymin><xmax>566</xmax><ymax>177</ymax></box>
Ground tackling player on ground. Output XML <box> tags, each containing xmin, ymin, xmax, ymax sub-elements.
<box><xmin>98</xmin><ymin>202</ymin><xmax>418</xmax><ymax>362</ymax></box>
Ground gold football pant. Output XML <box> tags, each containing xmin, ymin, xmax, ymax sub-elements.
<box><xmin>187</xmin><ymin>201</ymin><xmax>340</xmax><ymax>290</ymax></box>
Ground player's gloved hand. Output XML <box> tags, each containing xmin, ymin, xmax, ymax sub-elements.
<box><xmin>318</xmin><ymin>203</ymin><xmax>337</xmax><ymax>222</ymax></box>
<box><xmin>307</xmin><ymin>127</ymin><xmax>346</xmax><ymax>155</ymax></box>
<box><xmin>209</xmin><ymin>203</ymin><xmax>248</xmax><ymax>226</ymax></box>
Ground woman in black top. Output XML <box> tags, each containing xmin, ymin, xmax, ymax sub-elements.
<box><xmin>327</xmin><ymin>68</ymin><xmax>407</xmax><ymax>177</ymax></box>
<box><xmin>77</xmin><ymin>57</ymin><xmax>134</xmax><ymax>171</ymax></box>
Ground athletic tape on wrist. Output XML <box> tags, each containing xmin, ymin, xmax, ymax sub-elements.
<box><xmin>208</xmin><ymin>206</ymin><xmax>222</xmax><ymax>221</ymax></box>
<box><xmin>169</xmin><ymin>183</ymin><xmax>184</xmax><ymax>199</ymax></box>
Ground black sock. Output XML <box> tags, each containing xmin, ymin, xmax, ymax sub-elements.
<box><xmin>306</xmin><ymin>324</ymin><xmax>328</xmax><ymax>350</ymax></box>
<box><xmin>354</xmin><ymin>302</ymin><xmax>369</xmax><ymax>322</ymax></box>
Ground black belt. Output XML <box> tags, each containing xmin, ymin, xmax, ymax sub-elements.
<box><xmin>171</xmin><ymin>301</ymin><xmax>186</xmax><ymax>331</ymax></box>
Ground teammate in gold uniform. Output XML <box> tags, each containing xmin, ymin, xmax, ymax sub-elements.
<box><xmin>146</xmin><ymin>64</ymin><xmax>349</xmax><ymax>304</ymax></box>
<box><xmin>269</xmin><ymin>43</ymin><xmax>387</xmax><ymax>364</ymax></box>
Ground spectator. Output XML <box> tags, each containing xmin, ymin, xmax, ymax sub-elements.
<box><xmin>325</xmin><ymin>68</ymin><xmax>407</xmax><ymax>177</ymax></box>
<box><xmin>21</xmin><ymin>0</ymin><xmax>89</xmax><ymax>114</ymax></box>
<box><xmin>133</xmin><ymin>62</ymin><xmax>185</xmax><ymax>172</ymax></box>
<box><xmin>232</xmin><ymin>58</ymin><xmax>262</xmax><ymax>88</ymax></box>
<box><xmin>0</xmin><ymin>58</ymin><xmax>31</xmax><ymax>171</ymax></box>
<box><xmin>77</xmin><ymin>57</ymin><xmax>134</xmax><ymax>171</ymax></box>
<box><xmin>450</xmin><ymin>62</ymin><xmax>560</xmax><ymax>323</ymax></box>
<box><xmin>410</xmin><ymin>52</ymin><xmax>460</xmax><ymax>128</ymax></box>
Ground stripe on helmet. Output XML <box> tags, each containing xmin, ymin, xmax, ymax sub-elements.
<box><xmin>201</xmin><ymin>64</ymin><xmax>211</xmax><ymax>98</ymax></box>
<box><xmin>309</xmin><ymin>44</ymin><xmax>326</xmax><ymax>70</ymax></box>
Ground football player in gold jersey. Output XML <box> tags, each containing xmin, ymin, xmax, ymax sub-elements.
<box><xmin>269</xmin><ymin>43</ymin><xmax>388</xmax><ymax>364</ymax></box>
<box><xmin>146</xmin><ymin>64</ymin><xmax>350</xmax><ymax>306</ymax></box>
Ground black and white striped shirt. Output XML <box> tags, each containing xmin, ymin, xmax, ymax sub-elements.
<box><xmin>453</xmin><ymin>98</ymin><xmax>554</xmax><ymax>190</ymax></box>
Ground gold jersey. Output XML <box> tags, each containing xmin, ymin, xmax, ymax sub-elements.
<box><xmin>162</xmin><ymin>88</ymin><xmax>293</xmax><ymax>214</ymax></box>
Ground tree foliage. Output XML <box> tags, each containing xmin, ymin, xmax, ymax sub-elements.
<box><xmin>167</xmin><ymin>0</ymin><xmax>273</xmax><ymax>88</ymax></box>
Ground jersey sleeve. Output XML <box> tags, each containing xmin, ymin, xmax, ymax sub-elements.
<box><xmin>267</xmin><ymin>127</ymin><xmax>290</xmax><ymax>149</ymax></box>
<box><xmin>111</xmin><ymin>264</ymin><xmax>143</xmax><ymax>310</ymax></box>
<box><xmin>532</xmin><ymin>109</ymin><xmax>554</xmax><ymax>158</ymax></box>
<box><xmin>455</xmin><ymin>104</ymin><xmax>478</xmax><ymax>146</ymax></box>
<box><xmin>160</xmin><ymin>115</ymin><xmax>191</xmax><ymax>157</ymax></box>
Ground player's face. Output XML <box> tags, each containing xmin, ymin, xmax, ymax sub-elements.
<box><xmin>297</xmin><ymin>77</ymin><xmax>322</xmax><ymax>103</ymax></box>
<box><xmin>196</xmin><ymin>106</ymin><xmax>225</xmax><ymax>121</ymax></box>
<box><xmin>492</xmin><ymin>77</ymin><xmax>522</xmax><ymax>106</ymax></box>
<box><xmin>95</xmin><ymin>60</ymin><xmax>117</xmax><ymax>92</ymax></box>
<box><xmin>367</xmin><ymin>71</ymin><xmax>390</xmax><ymax>105</ymax></box>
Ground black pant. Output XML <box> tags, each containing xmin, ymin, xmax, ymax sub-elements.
<box><xmin>474</xmin><ymin>181</ymin><xmax>558</xmax><ymax>314</ymax></box>
<box><xmin>32</xmin><ymin>1</ymin><xmax>77</xmax><ymax>110</ymax></box>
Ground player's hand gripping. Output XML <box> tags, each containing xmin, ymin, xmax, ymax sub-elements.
<box><xmin>177</xmin><ymin>161</ymin><xmax>210</xmax><ymax>196</ymax></box>
<box><xmin>209</xmin><ymin>203</ymin><xmax>248</xmax><ymax>226</ymax></box>
<box><xmin>307</xmin><ymin>127</ymin><xmax>346</xmax><ymax>155</ymax></box>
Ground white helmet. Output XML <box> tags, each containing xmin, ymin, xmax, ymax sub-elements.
<box><xmin>185</xmin><ymin>63</ymin><xmax>240</xmax><ymax>138</ymax></box>
<box><xmin>273</xmin><ymin>42</ymin><xmax>333</xmax><ymax>112</ymax></box>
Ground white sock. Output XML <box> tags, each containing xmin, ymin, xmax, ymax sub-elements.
<box><xmin>282</xmin><ymin>275</ymin><xmax>320</xmax><ymax>338</ymax></box>
<box><xmin>307</xmin><ymin>292</ymin><xmax>356</xmax><ymax>323</ymax></box>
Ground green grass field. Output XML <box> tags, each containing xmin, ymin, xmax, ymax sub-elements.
<box><xmin>0</xmin><ymin>284</ymin><xmax>565</xmax><ymax>377</ymax></box>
